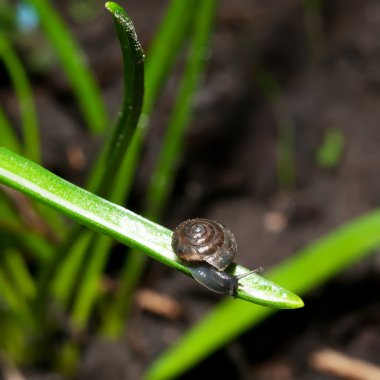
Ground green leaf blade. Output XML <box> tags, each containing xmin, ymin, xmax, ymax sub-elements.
<box><xmin>235</xmin><ymin>269</ymin><xmax>304</xmax><ymax>308</ymax></box>
<box><xmin>0</xmin><ymin>35</ymin><xmax>40</xmax><ymax>162</ymax></box>
<box><xmin>0</xmin><ymin>147</ymin><xmax>301</xmax><ymax>308</ymax></box>
<box><xmin>104</xmin><ymin>2</ymin><xmax>144</xmax><ymax>166</ymax></box>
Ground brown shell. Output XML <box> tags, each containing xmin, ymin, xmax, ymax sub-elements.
<box><xmin>171</xmin><ymin>218</ymin><xmax>237</xmax><ymax>271</ymax></box>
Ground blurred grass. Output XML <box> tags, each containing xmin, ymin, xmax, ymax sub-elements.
<box><xmin>257</xmin><ymin>66</ymin><xmax>296</xmax><ymax>189</ymax></box>
<box><xmin>27</xmin><ymin>0</ymin><xmax>108</xmax><ymax>133</ymax></box>
<box><xmin>0</xmin><ymin>34</ymin><xmax>39</xmax><ymax>162</ymax></box>
<box><xmin>0</xmin><ymin>106</ymin><xmax>22</xmax><ymax>154</ymax></box>
<box><xmin>317</xmin><ymin>127</ymin><xmax>345</xmax><ymax>168</ymax></box>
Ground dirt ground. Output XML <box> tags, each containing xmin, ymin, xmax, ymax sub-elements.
<box><xmin>3</xmin><ymin>0</ymin><xmax>380</xmax><ymax>379</ymax></box>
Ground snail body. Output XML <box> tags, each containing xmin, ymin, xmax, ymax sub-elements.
<box><xmin>191</xmin><ymin>264</ymin><xmax>262</xmax><ymax>296</ymax></box>
<box><xmin>172</xmin><ymin>218</ymin><xmax>262</xmax><ymax>296</ymax></box>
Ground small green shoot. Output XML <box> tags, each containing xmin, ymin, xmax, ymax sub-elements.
<box><xmin>317</xmin><ymin>127</ymin><xmax>345</xmax><ymax>168</ymax></box>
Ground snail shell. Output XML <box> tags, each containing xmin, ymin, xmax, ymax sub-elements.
<box><xmin>171</xmin><ymin>218</ymin><xmax>237</xmax><ymax>271</ymax></box>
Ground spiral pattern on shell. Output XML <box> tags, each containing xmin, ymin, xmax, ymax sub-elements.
<box><xmin>171</xmin><ymin>218</ymin><xmax>237</xmax><ymax>271</ymax></box>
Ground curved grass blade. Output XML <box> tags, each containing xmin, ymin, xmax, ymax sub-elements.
<box><xmin>101</xmin><ymin>0</ymin><xmax>218</xmax><ymax>338</ymax></box>
<box><xmin>88</xmin><ymin>1</ymin><xmax>144</xmax><ymax>195</ymax></box>
<box><xmin>146</xmin><ymin>210</ymin><xmax>380</xmax><ymax>380</ymax></box>
<box><xmin>101</xmin><ymin>0</ymin><xmax>197</xmax><ymax>199</ymax></box>
<box><xmin>61</xmin><ymin>2</ymin><xmax>144</xmax><ymax>328</ymax></box>
<box><xmin>0</xmin><ymin>147</ymin><xmax>302</xmax><ymax>308</ymax></box>
<box><xmin>97</xmin><ymin>0</ymin><xmax>199</xmax><ymax>337</ymax></box>
<box><xmin>0</xmin><ymin>34</ymin><xmax>39</xmax><ymax>162</ymax></box>
<box><xmin>28</xmin><ymin>0</ymin><xmax>107</xmax><ymax>133</ymax></box>
<box><xmin>40</xmin><ymin>0</ymin><xmax>145</xmax><ymax>315</ymax></box>
<box><xmin>104</xmin><ymin>2</ymin><xmax>144</xmax><ymax>165</ymax></box>
<box><xmin>69</xmin><ymin>0</ymin><xmax>197</xmax><ymax>332</ymax></box>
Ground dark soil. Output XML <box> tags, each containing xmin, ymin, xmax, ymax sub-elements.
<box><xmin>2</xmin><ymin>0</ymin><xmax>380</xmax><ymax>379</ymax></box>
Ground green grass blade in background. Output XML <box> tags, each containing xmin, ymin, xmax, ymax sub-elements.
<box><xmin>0</xmin><ymin>147</ymin><xmax>302</xmax><ymax>308</ymax></box>
<box><xmin>27</xmin><ymin>0</ymin><xmax>107</xmax><ymax>133</ymax></box>
<box><xmin>0</xmin><ymin>313</ymin><xmax>30</xmax><ymax>363</ymax></box>
<box><xmin>143</xmin><ymin>0</ymin><xmax>195</xmax><ymax>113</ymax></box>
<box><xmin>0</xmin><ymin>251</ymin><xmax>35</xmax><ymax>325</ymax></box>
<box><xmin>3</xmin><ymin>249</ymin><xmax>36</xmax><ymax>300</ymax></box>
<box><xmin>317</xmin><ymin>127</ymin><xmax>344</xmax><ymax>168</ymax></box>
<box><xmin>51</xmin><ymin>232</ymin><xmax>92</xmax><ymax>305</ymax></box>
<box><xmin>0</xmin><ymin>227</ymin><xmax>54</xmax><ymax>263</ymax></box>
<box><xmin>146</xmin><ymin>0</ymin><xmax>216</xmax><ymax>217</ymax></box>
<box><xmin>70</xmin><ymin>233</ymin><xmax>112</xmax><ymax>328</ymax></box>
<box><xmin>256</xmin><ymin>66</ymin><xmax>296</xmax><ymax>189</ymax></box>
<box><xmin>0</xmin><ymin>34</ymin><xmax>40</xmax><ymax>162</ymax></box>
<box><xmin>0</xmin><ymin>107</ymin><xmax>22</xmax><ymax>154</ymax></box>
<box><xmin>0</xmin><ymin>192</ymin><xmax>54</xmax><ymax>262</ymax></box>
<box><xmin>146</xmin><ymin>210</ymin><xmax>380</xmax><ymax>380</ymax></box>
<box><xmin>101</xmin><ymin>0</ymin><xmax>218</xmax><ymax>338</ymax></box>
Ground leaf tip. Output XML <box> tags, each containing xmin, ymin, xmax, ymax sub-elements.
<box><xmin>289</xmin><ymin>294</ymin><xmax>305</xmax><ymax>309</ymax></box>
<box><xmin>105</xmin><ymin>1</ymin><xmax>119</xmax><ymax>14</ymax></box>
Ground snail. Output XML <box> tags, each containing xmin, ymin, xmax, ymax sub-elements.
<box><xmin>171</xmin><ymin>218</ymin><xmax>262</xmax><ymax>296</ymax></box>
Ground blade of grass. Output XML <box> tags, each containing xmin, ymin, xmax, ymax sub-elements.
<box><xmin>0</xmin><ymin>147</ymin><xmax>303</xmax><ymax>308</ymax></box>
<box><xmin>257</xmin><ymin>66</ymin><xmax>296</xmax><ymax>189</ymax></box>
<box><xmin>88</xmin><ymin>1</ymin><xmax>144</xmax><ymax>195</ymax></box>
<box><xmin>68</xmin><ymin>0</ymin><xmax>198</xmax><ymax>330</ymax></box>
<box><xmin>316</xmin><ymin>127</ymin><xmax>344</xmax><ymax>168</ymax></box>
<box><xmin>104</xmin><ymin>0</ymin><xmax>198</xmax><ymax>197</ymax></box>
<box><xmin>0</xmin><ymin>34</ymin><xmax>65</xmax><ymax>235</ymax></box>
<box><xmin>143</xmin><ymin>0</ymin><xmax>196</xmax><ymax>113</ymax></box>
<box><xmin>37</xmin><ymin>0</ymin><xmax>145</xmax><ymax>319</ymax></box>
<box><xmin>0</xmin><ymin>312</ymin><xmax>30</xmax><ymax>363</ymax></box>
<box><xmin>101</xmin><ymin>0</ymin><xmax>217</xmax><ymax>338</ymax></box>
<box><xmin>70</xmin><ymin>233</ymin><xmax>112</xmax><ymax>328</ymax></box>
<box><xmin>103</xmin><ymin>2</ymin><xmax>144</xmax><ymax>166</ymax></box>
<box><xmin>146</xmin><ymin>210</ymin><xmax>380</xmax><ymax>380</ymax></box>
<box><xmin>50</xmin><ymin>231</ymin><xmax>92</xmax><ymax>305</ymax></box>
<box><xmin>0</xmin><ymin>255</ymin><xmax>35</xmax><ymax>324</ymax></box>
<box><xmin>146</xmin><ymin>0</ymin><xmax>216</xmax><ymax>217</ymax></box>
<box><xmin>52</xmin><ymin>1</ymin><xmax>144</xmax><ymax>327</ymax></box>
<box><xmin>0</xmin><ymin>107</ymin><xmax>22</xmax><ymax>154</ymax></box>
<box><xmin>0</xmin><ymin>194</ymin><xmax>54</xmax><ymax>263</ymax></box>
<box><xmin>3</xmin><ymin>249</ymin><xmax>36</xmax><ymax>300</ymax></box>
<box><xmin>95</xmin><ymin>0</ymin><xmax>200</xmax><ymax>335</ymax></box>
<box><xmin>0</xmin><ymin>34</ymin><xmax>40</xmax><ymax>162</ymax></box>
<box><xmin>27</xmin><ymin>0</ymin><xmax>107</xmax><ymax>133</ymax></box>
